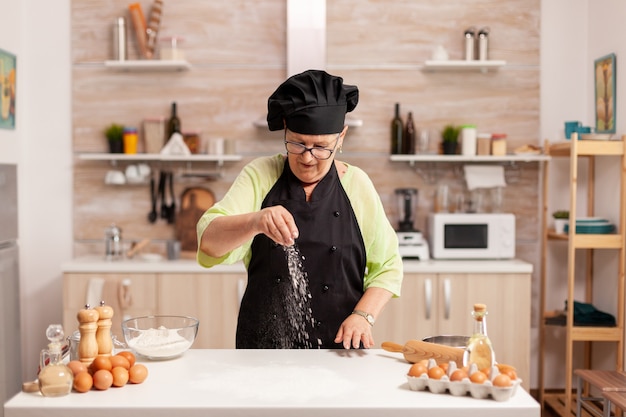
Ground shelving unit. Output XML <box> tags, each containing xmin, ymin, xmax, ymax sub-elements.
<box><xmin>103</xmin><ymin>60</ymin><xmax>191</xmax><ymax>72</ymax></box>
<box><xmin>538</xmin><ymin>135</ymin><xmax>626</xmax><ymax>416</ymax></box>
<box><xmin>422</xmin><ymin>60</ymin><xmax>506</xmax><ymax>73</ymax></box>
<box><xmin>390</xmin><ymin>153</ymin><xmax>549</xmax><ymax>165</ymax></box>
<box><xmin>77</xmin><ymin>153</ymin><xmax>241</xmax><ymax>165</ymax></box>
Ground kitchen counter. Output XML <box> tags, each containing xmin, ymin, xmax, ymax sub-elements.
<box><xmin>4</xmin><ymin>349</ymin><xmax>540</xmax><ymax>417</ymax></box>
<box><xmin>62</xmin><ymin>256</ymin><xmax>533</xmax><ymax>274</ymax></box>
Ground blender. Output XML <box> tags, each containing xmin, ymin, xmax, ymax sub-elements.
<box><xmin>395</xmin><ymin>188</ymin><xmax>429</xmax><ymax>260</ymax></box>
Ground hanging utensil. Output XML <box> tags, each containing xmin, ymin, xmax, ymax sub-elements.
<box><xmin>159</xmin><ymin>170</ymin><xmax>168</xmax><ymax>220</ymax></box>
<box><xmin>167</xmin><ymin>171</ymin><xmax>176</xmax><ymax>224</ymax></box>
<box><xmin>148</xmin><ymin>176</ymin><xmax>158</xmax><ymax>223</ymax></box>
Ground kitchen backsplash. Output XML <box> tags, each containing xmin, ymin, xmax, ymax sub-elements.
<box><xmin>71</xmin><ymin>0</ymin><xmax>541</xmax><ymax>275</ymax></box>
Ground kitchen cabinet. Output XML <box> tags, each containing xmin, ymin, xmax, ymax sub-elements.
<box><xmin>63</xmin><ymin>271</ymin><xmax>246</xmax><ymax>350</ymax></box>
<box><xmin>63</xmin><ymin>273</ymin><xmax>158</xmax><ymax>339</ymax></box>
<box><xmin>538</xmin><ymin>135</ymin><xmax>626</xmax><ymax>416</ymax></box>
<box><xmin>374</xmin><ymin>272</ymin><xmax>531</xmax><ymax>389</ymax></box>
<box><xmin>157</xmin><ymin>273</ymin><xmax>246</xmax><ymax>349</ymax></box>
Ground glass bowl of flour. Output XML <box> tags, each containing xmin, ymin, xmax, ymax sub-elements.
<box><xmin>122</xmin><ymin>315</ymin><xmax>199</xmax><ymax>360</ymax></box>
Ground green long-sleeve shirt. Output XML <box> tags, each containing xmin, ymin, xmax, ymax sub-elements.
<box><xmin>197</xmin><ymin>154</ymin><xmax>402</xmax><ymax>296</ymax></box>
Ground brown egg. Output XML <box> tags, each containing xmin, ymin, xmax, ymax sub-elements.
<box><xmin>493</xmin><ymin>373</ymin><xmax>513</xmax><ymax>387</ymax></box>
<box><xmin>427</xmin><ymin>366</ymin><xmax>445</xmax><ymax>380</ymax></box>
<box><xmin>129</xmin><ymin>364</ymin><xmax>148</xmax><ymax>384</ymax></box>
<box><xmin>111</xmin><ymin>367</ymin><xmax>129</xmax><ymax>387</ymax></box>
<box><xmin>408</xmin><ymin>362</ymin><xmax>428</xmax><ymax>377</ymax></box>
<box><xmin>67</xmin><ymin>360</ymin><xmax>87</xmax><ymax>376</ymax></box>
<box><xmin>497</xmin><ymin>364</ymin><xmax>518</xmax><ymax>380</ymax></box>
<box><xmin>439</xmin><ymin>362</ymin><xmax>449</xmax><ymax>373</ymax></box>
<box><xmin>116</xmin><ymin>351</ymin><xmax>136</xmax><ymax>368</ymax></box>
<box><xmin>450</xmin><ymin>369</ymin><xmax>469</xmax><ymax>382</ymax></box>
<box><xmin>470</xmin><ymin>371</ymin><xmax>487</xmax><ymax>384</ymax></box>
<box><xmin>110</xmin><ymin>355</ymin><xmax>130</xmax><ymax>370</ymax></box>
<box><xmin>93</xmin><ymin>369</ymin><xmax>113</xmax><ymax>390</ymax></box>
<box><xmin>73</xmin><ymin>371</ymin><xmax>93</xmax><ymax>393</ymax></box>
<box><xmin>417</xmin><ymin>359</ymin><xmax>429</xmax><ymax>367</ymax></box>
<box><xmin>90</xmin><ymin>356</ymin><xmax>112</xmax><ymax>373</ymax></box>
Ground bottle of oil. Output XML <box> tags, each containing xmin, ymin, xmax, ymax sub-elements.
<box><xmin>38</xmin><ymin>324</ymin><xmax>73</xmax><ymax>397</ymax></box>
<box><xmin>463</xmin><ymin>303</ymin><xmax>495</xmax><ymax>370</ymax></box>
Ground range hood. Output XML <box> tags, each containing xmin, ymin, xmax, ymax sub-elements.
<box><xmin>254</xmin><ymin>0</ymin><xmax>362</xmax><ymax>129</ymax></box>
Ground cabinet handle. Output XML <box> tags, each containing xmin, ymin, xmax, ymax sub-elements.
<box><xmin>443</xmin><ymin>278</ymin><xmax>451</xmax><ymax>320</ymax></box>
<box><xmin>424</xmin><ymin>278</ymin><xmax>432</xmax><ymax>320</ymax></box>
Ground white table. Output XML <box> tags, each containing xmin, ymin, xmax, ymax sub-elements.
<box><xmin>5</xmin><ymin>349</ymin><xmax>540</xmax><ymax>417</ymax></box>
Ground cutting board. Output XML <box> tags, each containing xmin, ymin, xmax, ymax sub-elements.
<box><xmin>174</xmin><ymin>187</ymin><xmax>215</xmax><ymax>257</ymax></box>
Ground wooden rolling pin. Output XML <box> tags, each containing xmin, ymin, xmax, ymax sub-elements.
<box><xmin>381</xmin><ymin>340</ymin><xmax>464</xmax><ymax>364</ymax></box>
<box><xmin>126</xmin><ymin>238</ymin><xmax>151</xmax><ymax>259</ymax></box>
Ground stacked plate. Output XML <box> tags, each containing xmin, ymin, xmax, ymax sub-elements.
<box><xmin>564</xmin><ymin>217</ymin><xmax>616</xmax><ymax>234</ymax></box>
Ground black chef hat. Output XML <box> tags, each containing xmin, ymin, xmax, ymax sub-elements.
<box><xmin>267</xmin><ymin>69</ymin><xmax>359</xmax><ymax>135</ymax></box>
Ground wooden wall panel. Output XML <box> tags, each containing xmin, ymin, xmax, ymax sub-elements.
<box><xmin>70</xmin><ymin>0</ymin><xmax>541</xmax><ymax>277</ymax></box>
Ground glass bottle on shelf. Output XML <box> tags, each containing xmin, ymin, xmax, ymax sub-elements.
<box><xmin>38</xmin><ymin>324</ymin><xmax>73</xmax><ymax>397</ymax></box>
<box><xmin>166</xmin><ymin>101</ymin><xmax>181</xmax><ymax>145</ymax></box>
<box><xmin>390</xmin><ymin>103</ymin><xmax>403</xmax><ymax>154</ymax></box>
<box><xmin>463</xmin><ymin>303</ymin><xmax>495</xmax><ymax>370</ymax></box>
<box><xmin>403</xmin><ymin>112</ymin><xmax>416</xmax><ymax>154</ymax></box>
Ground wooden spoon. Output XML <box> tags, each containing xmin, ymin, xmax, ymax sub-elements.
<box><xmin>382</xmin><ymin>340</ymin><xmax>464</xmax><ymax>364</ymax></box>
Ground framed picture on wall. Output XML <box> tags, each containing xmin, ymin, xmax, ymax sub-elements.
<box><xmin>594</xmin><ymin>53</ymin><xmax>616</xmax><ymax>134</ymax></box>
<box><xmin>0</xmin><ymin>48</ymin><xmax>16</xmax><ymax>130</ymax></box>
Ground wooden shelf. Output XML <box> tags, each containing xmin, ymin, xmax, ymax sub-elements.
<box><xmin>548</xmin><ymin>138</ymin><xmax>624</xmax><ymax>157</ymax></box>
<box><xmin>538</xmin><ymin>136</ymin><xmax>626</xmax><ymax>416</ymax></box>
<box><xmin>422</xmin><ymin>59</ymin><xmax>506</xmax><ymax>72</ymax></box>
<box><xmin>104</xmin><ymin>60</ymin><xmax>191</xmax><ymax>72</ymax></box>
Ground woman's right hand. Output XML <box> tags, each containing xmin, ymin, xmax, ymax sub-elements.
<box><xmin>254</xmin><ymin>206</ymin><xmax>299</xmax><ymax>246</ymax></box>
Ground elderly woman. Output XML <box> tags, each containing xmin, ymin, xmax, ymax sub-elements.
<box><xmin>197</xmin><ymin>70</ymin><xmax>402</xmax><ymax>349</ymax></box>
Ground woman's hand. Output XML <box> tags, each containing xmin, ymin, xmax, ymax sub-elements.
<box><xmin>254</xmin><ymin>206</ymin><xmax>299</xmax><ymax>246</ymax></box>
<box><xmin>334</xmin><ymin>314</ymin><xmax>375</xmax><ymax>349</ymax></box>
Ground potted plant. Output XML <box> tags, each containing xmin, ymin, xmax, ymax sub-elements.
<box><xmin>105</xmin><ymin>123</ymin><xmax>124</xmax><ymax>154</ymax></box>
<box><xmin>441</xmin><ymin>124</ymin><xmax>460</xmax><ymax>155</ymax></box>
<box><xmin>552</xmin><ymin>210</ymin><xmax>569</xmax><ymax>234</ymax></box>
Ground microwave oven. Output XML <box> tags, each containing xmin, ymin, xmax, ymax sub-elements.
<box><xmin>427</xmin><ymin>213</ymin><xmax>515</xmax><ymax>259</ymax></box>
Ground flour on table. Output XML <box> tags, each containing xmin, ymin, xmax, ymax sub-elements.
<box><xmin>127</xmin><ymin>326</ymin><xmax>192</xmax><ymax>358</ymax></box>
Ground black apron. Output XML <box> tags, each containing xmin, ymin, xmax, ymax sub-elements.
<box><xmin>236</xmin><ymin>160</ymin><xmax>366</xmax><ymax>348</ymax></box>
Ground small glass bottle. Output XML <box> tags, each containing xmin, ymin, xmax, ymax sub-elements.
<box><xmin>463</xmin><ymin>303</ymin><xmax>495</xmax><ymax>371</ymax></box>
<box><xmin>38</xmin><ymin>324</ymin><xmax>73</xmax><ymax>397</ymax></box>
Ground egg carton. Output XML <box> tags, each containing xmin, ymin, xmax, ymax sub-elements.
<box><xmin>406</xmin><ymin>360</ymin><xmax>522</xmax><ymax>402</ymax></box>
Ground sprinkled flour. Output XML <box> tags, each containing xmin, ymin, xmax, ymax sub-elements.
<box><xmin>282</xmin><ymin>244</ymin><xmax>318</xmax><ymax>348</ymax></box>
<box><xmin>127</xmin><ymin>326</ymin><xmax>192</xmax><ymax>358</ymax></box>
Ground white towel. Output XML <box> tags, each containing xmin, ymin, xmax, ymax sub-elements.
<box><xmin>463</xmin><ymin>165</ymin><xmax>507</xmax><ymax>190</ymax></box>
<box><xmin>85</xmin><ymin>277</ymin><xmax>105</xmax><ymax>308</ymax></box>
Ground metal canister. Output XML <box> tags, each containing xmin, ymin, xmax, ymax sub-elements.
<box><xmin>464</xmin><ymin>27</ymin><xmax>476</xmax><ymax>60</ymax></box>
<box><xmin>112</xmin><ymin>17</ymin><xmax>127</xmax><ymax>61</ymax></box>
<box><xmin>104</xmin><ymin>223</ymin><xmax>123</xmax><ymax>260</ymax></box>
<box><xmin>478</xmin><ymin>27</ymin><xmax>490</xmax><ymax>61</ymax></box>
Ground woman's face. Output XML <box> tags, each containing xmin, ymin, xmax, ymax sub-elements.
<box><xmin>284</xmin><ymin>127</ymin><xmax>346</xmax><ymax>185</ymax></box>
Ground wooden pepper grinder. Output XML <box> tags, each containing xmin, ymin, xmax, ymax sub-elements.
<box><xmin>77</xmin><ymin>304</ymin><xmax>99</xmax><ymax>366</ymax></box>
<box><xmin>94</xmin><ymin>301</ymin><xmax>114</xmax><ymax>356</ymax></box>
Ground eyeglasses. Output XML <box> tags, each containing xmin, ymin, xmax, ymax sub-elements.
<box><xmin>284</xmin><ymin>133</ymin><xmax>340</xmax><ymax>160</ymax></box>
